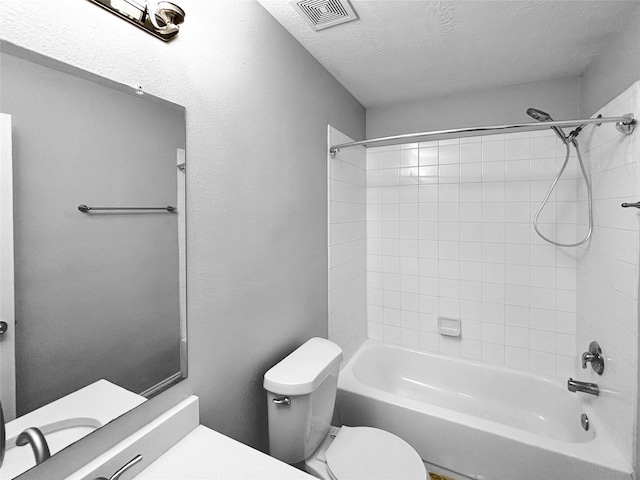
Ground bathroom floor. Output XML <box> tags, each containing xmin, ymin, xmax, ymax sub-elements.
<box><xmin>424</xmin><ymin>461</ymin><xmax>469</xmax><ymax>480</ymax></box>
<box><xmin>429</xmin><ymin>474</ymin><xmax>456</xmax><ymax>480</ymax></box>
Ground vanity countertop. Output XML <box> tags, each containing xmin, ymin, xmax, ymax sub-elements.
<box><xmin>133</xmin><ymin>425</ymin><xmax>314</xmax><ymax>479</ymax></box>
<box><xmin>1</xmin><ymin>380</ymin><xmax>146</xmax><ymax>480</ymax></box>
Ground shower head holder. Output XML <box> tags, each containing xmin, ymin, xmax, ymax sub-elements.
<box><xmin>616</xmin><ymin>113</ymin><xmax>636</xmax><ymax>135</ymax></box>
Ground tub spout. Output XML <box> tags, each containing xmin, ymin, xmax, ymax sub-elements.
<box><xmin>567</xmin><ymin>378</ymin><xmax>599</xmax><ymax>396</ymax></box>
<box><xmin>16</xmin><ymin>427</ymin><xmax>50</xmax><ymax>465</ymax></box>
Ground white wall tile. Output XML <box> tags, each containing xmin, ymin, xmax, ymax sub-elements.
<box><xmin>460</xmin><ymin>339</ymin><xmax>482</xmax><ymax>360</ymax></box>
<box><xmin>461</xmin><ymin>163</ymin><xmax>482</xmax><ymax>182</ymax></box>
<box><xmin>328</xmin><ymin>127</ymin><xmax>367</xmax><ymax>363</ymax></box>
<box><xmin>505</xmin><ymin>326</ymin><xmax>529</xmax><ymax>348</ymax></box>
<box><xmin>482</xmin><ymin>322</ymin><xmax>505</xmax><ymax>344</ymax></box>
<box><xmin>505</xmin><ymin>138</ymin><xmax>530</xmax><ymax>161</ymax></box>
<box><xmin>439</xmin><ymin>145</ymin><xmax>460</xmax><ymax>164</ymax></box>
<box><xmin>420</xmin><ymin>313</ymin><xmax>438</xmax><ymax>332</ymax></box>
<box><xmin>420</xmin><ymin>331</ymin><xmax>439</xmax><ymax>350</ymax></box>
<box><xmin>368</xmin><ymin>322</ymin><xmax>384</xmax><ymax>341</ymax></box>
<box><xmin>530</xmin><ymin>135</ymin><xmax>558</xmax><ymax>159</ymax></box>
<box><xmin>482</xmin><ymin>161</ymin><xmax>506</xmax><ymax>182</ymax></box>
<box><xmin>505</xmin><ymin>264</ymin><xmax>529</xmax><ymax>286</ymax></box>
<box><xmin>529</xmin><ymin>350</ymin><xmax>556</xmax><ymax>377</ymax></box>
<box><xmin>382</xmin><ymin>149</ymin><xmax>400</xmax><ymax>169</ymax></box>
<box><xmin>505</xmin><ymin>346</ymin><xmax>530</xmax><ymax>370</ymax></box>
<box><xmin>555</xmin><ymin>333</ymin><xmax>576</xmax><ymax>356</ymax></box>
<box><xmin>400</xmin><ymin>148</ymin><xmax>419</xmax><ymax>168</ymax></box>
<box><xmin>482</xmin><ymin>343</ymin><xmax>505</xmax><ymax>366</ymax></box>
<box><xmin>530</xmin><ymin>308</ymin><xmax>556</xmax><ymax>331</ymax></box>
<box><xmin>439</xmin><ymin>336</ymin><xmax>461</xmax><ymax>356</ymax></box>
<box><xmin>460</xmin><ymin>300</ymin><xmax>482</xmax><ymax>321</ymax></box>
<box><xmin>482</xmin><ymin>141</ymin><xmax>505</xmax><ymax>162</ymax></box>
<box><xmin>460</xmin><ymin>142</ymin><xmax>482</xmax><ymax>163</ymax></box>
<box><xmin>530</xmin><ymin>329</ymin><xmax>556</xmax><ymax>353</ymax></box>
<box><xmin>419</xmin><ymin>147</ymin><xmax>438</xmax><ymax>166</ymax></box>
<box><xmin>383</xmin><ymin>325</ymin><xmax>402</xmax><ymax>344</ymax></box>
<box><xmin>505</xmin><ymin>305</ymin><xmax>529</xmax><ymax>328</ymax></box>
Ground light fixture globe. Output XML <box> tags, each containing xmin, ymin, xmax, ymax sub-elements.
<box><xmin>148</xmin><ymin>1</ymin><xmax>186</xmax><ymax>35</ymax></box>
<box><xmin>87</xmin><ymin>0</ymin><xmax>186</xmax><ymax>41</ymax></box>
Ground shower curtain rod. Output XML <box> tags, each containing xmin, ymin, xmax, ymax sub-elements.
<box><xmin>329</xmin><ymin>114</ymin><xmax>635</xmax><ymax>155</ymax></box>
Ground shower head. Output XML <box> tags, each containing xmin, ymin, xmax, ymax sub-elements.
<box><xmin>526</xmin><ymin>107</ymin><xmax>568</xmax><ymax>143</ymax></box>
<box><xmin>526</xmin><ymin>108</ymin><xmax>554</xmax><ymax>122</ymax></box>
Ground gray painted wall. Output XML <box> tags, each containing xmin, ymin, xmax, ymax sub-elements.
<box><xmin>1</xmin><ymin>52</ymin><xmax>185</xmax><ymax>415</ymax></box>
<box><xmin>366</xmin><ymin>77</ymin><xmax>580</xmax><ymax>138</ymax></box>
<box><xmin>182</xmin><ymin>4</ymin><xmax>365</xmax><ymax>451</ymax></box>
<box><xmin>579</xmin><ymin>5</ymin><xmax>640</xmax><ymax>117</ymax></box>
<box><xmin>0</xmin><ymin>0</ymin><xmax>366</xmax><ymax>452</ymax></box>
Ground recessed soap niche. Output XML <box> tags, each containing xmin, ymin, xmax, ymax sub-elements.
<box><xmin>438</xmin><ymin>317</ymin><xmax>461</xmax><ymax>337</ymax></box>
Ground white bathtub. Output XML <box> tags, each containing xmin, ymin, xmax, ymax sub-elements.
<box><xmin>337</xmin><ymin>340</ymin><xmax>632</xmax><ymax>480</ymax></box>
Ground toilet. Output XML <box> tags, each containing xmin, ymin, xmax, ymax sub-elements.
<box><xmin>264</xmin><ymin>337</ymin><xmax>426</xmax><ymax>480</ymax></box>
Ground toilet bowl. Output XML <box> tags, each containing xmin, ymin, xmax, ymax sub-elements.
<box><xmin>263</xmin><ymin>337</ymin><xmax>426</xmax><ymax>480</ymax></box>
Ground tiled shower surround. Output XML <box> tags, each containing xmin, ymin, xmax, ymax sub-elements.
<box><xmin>365</xmin><ymin>130</ymin><xmax>583</xmax><ymax>377</ymax></box>
<box><xmin>329</xmin><ymin>82</ymin><xmax>640</xmax><ymax>468</ymax></box>
<box><xmin>576</xmin><ymin>82</ymin><xmax>639</xmax><ymax>463</ymax></box>
<box><xmin>328</xmin><ymin>126</ymin><xmax>367</xmax><ymax>363</ymax></box>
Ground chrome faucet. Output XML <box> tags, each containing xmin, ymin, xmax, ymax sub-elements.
<box><xmin>95</xmin><ymin>454</ymin><xmax>143</xmax><ymax>480</ymax></box>
<box><xmin>581</xmin><ymin>341</ymin><xmax>605</xmax><ymax>374</ymax></box>
<box><xmin>567</xmin><ymin>378</ymin><xmax>599</xmax><ymax>396</ymax></box>
<box><xmin>16</xmin><ymin>427</ymin><xmax>50</xmax><ymax>465</ymax></box>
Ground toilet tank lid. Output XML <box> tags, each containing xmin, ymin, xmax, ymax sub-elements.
<box><xmin>263</xmin><ymin>338</ymin><xmax>343</xmax><ymax>396</ymax></box>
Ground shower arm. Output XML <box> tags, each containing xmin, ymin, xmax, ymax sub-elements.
<box><xmin>329</xmin><ymin>114</ymin><xmax>635</xmax><ymax>155</ymax></box>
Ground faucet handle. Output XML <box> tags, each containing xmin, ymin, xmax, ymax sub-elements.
<box><xmin>581</xmin><ymin>351</ymin><xmax>596</xmax><ymax>369</ymax></box>
<box><xmin>95</xmin><ymin>454</ymin><xmax>143</xmax><ymax>480</ymax></box>
<box><xmin>581</xmin><ymin>341</ymin><xmax>604</xmax><ymax>375</ymax></box>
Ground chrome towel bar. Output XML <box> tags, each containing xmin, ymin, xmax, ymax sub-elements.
<box><xmin>78</xmin><ymin>204</ymin><xmax>176</xmax><ymax>212</ymax></box>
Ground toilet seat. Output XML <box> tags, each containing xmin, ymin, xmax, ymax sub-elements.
<box><xmin>324</xmin><ymin>426</ymin><xmax>426</xmax><ymax>480</ymax></box>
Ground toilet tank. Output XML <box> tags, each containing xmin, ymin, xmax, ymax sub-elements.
<box><xmin>263</xmin><ymin>337</ymin><xmax>343</xmax><ymax>464</ymax></box>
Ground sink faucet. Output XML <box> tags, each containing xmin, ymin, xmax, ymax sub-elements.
<box><xmin>16</xmin><ymin>427</ymin><xmax>50</xmax><ymax>465</ymax></box>
<box><xmin>567</xmin><ymin>378</ymin><xmax>599</xmax><ymax>396</ymax></box>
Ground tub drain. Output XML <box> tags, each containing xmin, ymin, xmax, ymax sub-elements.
<box><xmin>581</xmin><ymin>413</ymin><xmax>589</xmax><ymax>431</ymax></box>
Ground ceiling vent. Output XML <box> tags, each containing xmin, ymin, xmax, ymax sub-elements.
<box><xmin>291</xmin><ymin>0</ymin><xmax>358</xmax><ymax>31</ymax></box>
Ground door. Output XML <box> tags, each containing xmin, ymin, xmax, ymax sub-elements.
<box><xmin>0</xmin><ymin>113</ymin><xmax>16</xmax><ymax>421</ymax></box>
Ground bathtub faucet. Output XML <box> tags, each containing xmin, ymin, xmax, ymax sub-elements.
<box><xmin>567</xmin><ymin>378</ymin><xmax>599</xmax><ymax>396</ymax></box>
<box><xmin>581</xmin><ymin>341</ymin><xmax>605</xmax><ymax>374</ymax></box>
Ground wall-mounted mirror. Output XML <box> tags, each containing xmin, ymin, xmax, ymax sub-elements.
<box><xmin>0</xmin><ymin>42</ymin><xmax>187</xmax><ymax>478</ymax></box>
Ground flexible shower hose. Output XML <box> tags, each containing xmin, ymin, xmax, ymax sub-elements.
<box><xmin>533</xmin><ymin>139</ymin><xmax>593</xmax><ymax>247</ymax></box>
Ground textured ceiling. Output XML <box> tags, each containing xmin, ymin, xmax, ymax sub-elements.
<box><xmin>258</xmin><ymin>0</ymin><xmax>640</xmax><ymax>108</ymax></box>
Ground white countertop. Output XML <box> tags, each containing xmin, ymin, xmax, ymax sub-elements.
<box><xmin>133</xmin><ymin>425</ymin><xmax>314</xmax><ymax>480</ymax></box>
<box><xmin>5</xmin><ymin>380</ymin><xmax>145</xmax><ymax>441</ymax></box>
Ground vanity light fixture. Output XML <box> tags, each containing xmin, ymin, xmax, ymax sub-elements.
<box><xmin>87</xmin><ymin>0</ymin><xmax>186</xmax><ymax>42</ymax></box>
